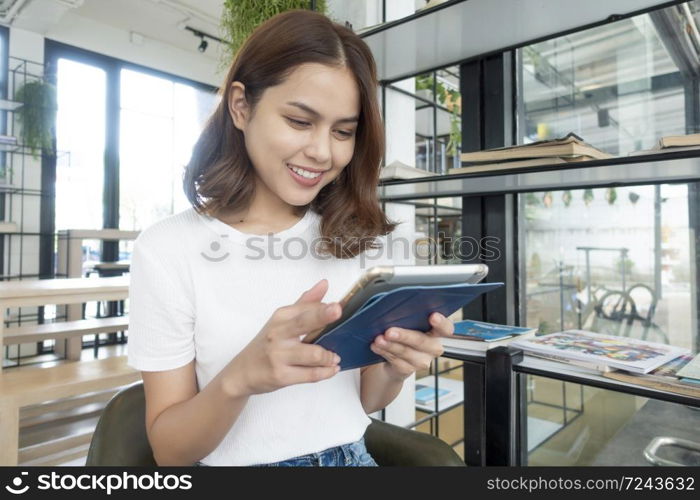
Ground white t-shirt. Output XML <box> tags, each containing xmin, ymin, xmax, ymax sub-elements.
<box><xmin>127</xmin><ymin>207</ymin><xmax>411</xmax><ymax>466</ymax></box>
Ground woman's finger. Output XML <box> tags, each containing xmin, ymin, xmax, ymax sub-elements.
<box><xmin>379</xmin><ymin>328</ymin><xmax>444</xmax><ymax>358</ymax></box>
<box><xmin>373</xmin><ymin>335</ymin><xmax>437</xmax><ymax>371</ymax></box>
<box><xmin>370</xmin><ymin>344</ymin><xmax>416</xmax><ymax>375</ymax></box>
<box><xmin>427</xmin><ymin>312</ymin><xmax>455</xmax><ymax>337</ymax></box>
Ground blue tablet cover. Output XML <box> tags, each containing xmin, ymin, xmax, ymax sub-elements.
<box><xmin>313</xmin><ymin>281</ymin><xmax>503</xmax><ymax>371</ymax></box>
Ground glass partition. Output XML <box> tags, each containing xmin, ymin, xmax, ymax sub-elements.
<box><xmin>523</xmin><ymin>374</ymin><xmax>700</xmax><ymax>466</ymax></box>
<box><xmin>517</xmin><ymin>1</ymin><xmax>699</xmax><ymax>155</ymax></box>
<box><xmin>519</xmin><ymin>183</ymin><xmax>697</xmax><ymax>352</ymax></box>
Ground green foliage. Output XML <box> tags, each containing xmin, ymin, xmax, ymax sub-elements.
<box><xmin>605</xmin><ymin>187</ymin><xmax>617</xmax><ymax>205</ymax></box>
<box><xmin>583</xmin><ymin>188</ymin><xmax>594</xmax><ymax>206</ymax></box>
<box><xmin>220</xmin><ymin>0</ymin><xmax>328</xmax><ymax>65</ymax></box>
<box><xmin>14</xmin><ymin>79</ymin><xmax>57</xmax><ymax>159</ymax></box>
<box><xmin>415</xmin><ymin>73</ymin><xmax>461</xmax><ymax>157</ymax></box>
<box><xmin>562</xmin><ymin>190</ymin><xmax>572</xmax><ymax>207</ymax></box>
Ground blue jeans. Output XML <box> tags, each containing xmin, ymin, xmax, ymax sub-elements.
<box><xmin>196</xmin><ymin>437</ymin><xmax>378</xmax><ymax>467</ymax></box>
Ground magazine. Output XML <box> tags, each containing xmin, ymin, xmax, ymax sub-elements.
<box><xmin>604</xmin><ymin>354</ymin><xmax>700</xmax><ymax>397</ymax></box>
<box><xmin>441</xmin><ymin>320</ymin><xmax>537</xmax><ymax>352</ymax></box>
<box><xmin>510</xmin><ymin>329</ymin><xmax>689</xmax><ymax>374</ymax></box>
<box><xmin>676</xmin><ymin>352</ymin><xmax>700</xmax><ymax>381</ymax></box>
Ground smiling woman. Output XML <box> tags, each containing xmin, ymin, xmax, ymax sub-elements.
<box><xmin>126</xmin><ymin>8</ymin><xmax>457</xmax><ymax>469</ymax></box>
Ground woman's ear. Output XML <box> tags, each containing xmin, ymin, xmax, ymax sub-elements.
<box><xmin>228</xmin><ymin>81</ymin><xmax>249</xmax><ymax>131</ymax></box>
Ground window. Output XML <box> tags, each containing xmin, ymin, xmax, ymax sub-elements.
<box><xmin>120</xmin><ymin>69</ymin><xmax>218</xmax><ymax>231</ymax></box>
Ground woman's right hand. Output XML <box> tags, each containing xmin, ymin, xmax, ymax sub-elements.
<box><xmin>222</xmin><ymin>279</ymin><xmax>342</xmax><ymax>396</ymax></box>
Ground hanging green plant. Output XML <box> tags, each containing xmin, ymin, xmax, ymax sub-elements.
<box><xmin>220</xmin><ymin>0</ymin><xmax>328</xmax><ymax>66</ymax></box>
<box><xmin>14</xmin><ymin>79</ymin><xmax>57</xmax><ymax>159</ymax></box>
<box><xmin>605</xmin><ymin>187</ymin><xmax>617</xmax><ymax>205</ymax></box>
<box><xmin>525</xmin><ymin>193</ymin><xmax>540</xmax><ymax>206</ymax></box>
<box><xmin>628</xmin><ymin>191</ymin><xmax>640</xmax><ymax>205</ymax></box>
<box><xmin>583</xmin><ymin>189</ymin><xmax>594</xmax><ymax>206</ymax></box>
<box><xmin>562</xmin><ymin>190</ymin><xmax>572</xmax><ymax>207</ymax></box>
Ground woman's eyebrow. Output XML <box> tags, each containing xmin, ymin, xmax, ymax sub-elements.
<box><xmin>286</xmin><ymin>101</ymin><xmax>359</xmax><ymax>124</ymax></box>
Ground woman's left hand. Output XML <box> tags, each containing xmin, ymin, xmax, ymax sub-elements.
<box><xmin>369</xmin><ymin>312</ymin><xmax>453</xmax><ymax>381</ymax></box>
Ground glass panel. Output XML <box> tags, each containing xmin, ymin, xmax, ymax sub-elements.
<box><xmin>524</xmin><ymin>375</ymin><xmax>700</xmax><ymax>466</ymax></box>
<box><xmin>119</xmin><ymin>69</ymin><xmax>218</xmax><ymax>231</ymax></box>
<box><xmin>55</xmin><ymin>58</ymin><xmax>106</xmax><ymax>231</ymax></box>
<box><xmin>519</xmin><ymin>184</ymin><xmax>697</xmax><ymax>352</ymax></box>
<box><xmin>517</xmin><ymin>2</ymin><xmax>699</xmax><ymax>155</ymax></box>
<box><xmin>327</xmin><ymin>0</ymin><xmax>445</xmax><ymax>33</ymax></box>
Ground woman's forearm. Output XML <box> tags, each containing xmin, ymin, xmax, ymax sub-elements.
<box><xmin>147</xmin><ymin>369</ymin><xmax>250</xmax><ymax>466</ymax></box>
<box><xmin>359</xmin><ymin>363</ymin><xmax>407</xmax><ymax>414</ymax></box>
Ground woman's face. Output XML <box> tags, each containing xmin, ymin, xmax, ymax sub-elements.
<box><xmin>229</xmin><ymin>63</ymin><xmax>360</xmax><ymax>210</ymax></box>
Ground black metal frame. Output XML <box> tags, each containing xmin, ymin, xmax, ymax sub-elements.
<box><xmin>377</xmin><ymin>0</ymin><xmax>700</xmax><ymax>467</ymax></box>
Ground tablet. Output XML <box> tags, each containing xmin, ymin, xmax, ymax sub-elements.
<box><xmin>302</xmin><ymin>263</ymin><xmax>488</xmax><ymax>343</ymax></box>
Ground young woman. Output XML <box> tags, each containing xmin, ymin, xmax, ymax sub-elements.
<box><xmin>127</xmin><ymin>9</ymin><xmax>454</xmax><ymax>467</ymax></box>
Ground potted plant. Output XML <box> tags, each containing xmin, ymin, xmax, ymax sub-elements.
<box><xmin>220</xmin><ymin>0</ymin><xmax>329</xmax><ymax>65</ymax></box>
<box><xmin>14</xmin><ymin>79</ymin><xmax>57</xmax><ymax>159</ymax></box>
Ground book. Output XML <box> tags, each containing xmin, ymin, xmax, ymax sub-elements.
<box><xmin>510</xmin><ymin>329</ymin><xmax>689</xmax><ymax>374</ymax></box>
<box><xmin>459</xmin><ymin>133</ymin><xmax>612</xmax><ymax>163</ymax></box>
<box><xmin>604</xmin><ymin>354</ymin><xmax>700</xmax><ymax>397</ymax></box>
<box><xmin>415</xmin><ymin>384</ymin><xmax>451</xmax><ymax>406</ymax></box>
<box><xmin>380</xmin><ymin>160</ymin><xmax>438</xmax><ymax>180</ymax></box>
<box><xmin>447</xmin><ymin>156</ymin><xmax>590</xmax><ymax>175</ymax></box>
<box><xmin>526</xmin><ymin>351</ymin><xmax>616</xmax><ymax>373</ymax></box>
<box><xmin>676</xmin><ymin>352</ymin><xmax>700</xmax><ymax>381</ymax></box>
<box><xmin>414</xmin><ymin>376</ymin><xmax>463</xmax><ymax>412</ymax></box>
<box><xmin>628</xmin><ymin>133</ymin><xmax>700</xmax><ymax>156</ymax></box>
<box><xmin>314</xmin><ymin>281</ymin><xmax>504</xmax><ymax>371</ymax></box>
<box><xmin>440</xmin><ymin>320</ymin><xmax>537</xmax><ymax>352</ymax></box>
<box><xmin>658</xmin><ymin>133</ymin><xmax>700</xmax><ymax>149</ymax></box>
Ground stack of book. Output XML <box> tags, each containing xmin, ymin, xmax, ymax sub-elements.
<box><xmin>379</xmin><ymin>160</ymin><xmax>438</xmax><ymax>181</ymax></box>
<box><xmin>510</xmin><ymin>329</ymin><xmax>690</xmax><ymax>374</ymax></box>
<box><xmin>440</xmin><ymin>319</ymin><xmax>537</xmax><ymax>352</ymax></box>
<box><xmin>629</xmin><ymin>133</ymin><xmax>700</xmax><ymax>156</ymax></box>
<box><xmin>450</xmin><ymin>133</ymin><xmax>612</xmax><ymax>175</ymax></box>
<box><xmin>604</xmin><ymin>352</ymin><xmax>700</xmax><ymax>398</ymax></box>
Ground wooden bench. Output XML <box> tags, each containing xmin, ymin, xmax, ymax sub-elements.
<box><xmin>0</xmin><ymin>355</ymin><xmax>140</xmax><ymax>465</ymax></box>
<box><xmin>0</xmin><ymin>276</ymin><xmax>129</xmax><ymax>362</ymax></box>
<box><xmin>3</xmin><ymin>316</ymin><xmax>129</xmax><ymax>345</ymax></box>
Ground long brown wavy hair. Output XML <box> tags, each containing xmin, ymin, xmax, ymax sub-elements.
<box><xmin>184</xmin><ymin>9</ymin><xmax>397</xmax><ymax>259</ymax></box>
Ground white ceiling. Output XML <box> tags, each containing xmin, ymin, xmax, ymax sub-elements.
<box><xmin>14</xmin><ymin>0</ymin><xmax>227</xmax><ymax>60</ymax></box>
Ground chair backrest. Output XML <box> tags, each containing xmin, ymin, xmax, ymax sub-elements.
<box><xmin>86</xmin><ymin>382</ymin><xmax>157</xmax><ymax>466</ymax></box>
<box><xmin>87</xmin><ymin>382</ymin><xmax>465</xmax><ymax>467</ymax></box>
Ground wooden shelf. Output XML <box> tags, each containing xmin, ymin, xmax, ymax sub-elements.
<box><xmin>0</xmin><ymin>222</ymin><xmax>18</xmax><ymax>233</ymax></box>
<box><xmin>0</xmin><ymin>99</ymin><xmax>22</xmax><ymax>111</ymax></box>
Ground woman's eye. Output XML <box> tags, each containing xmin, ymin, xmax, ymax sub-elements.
<box><xmin>286</xmin><ymin>117</ymin><xmax>310</xmax><ymax>127</ymax></box>
<box><xmin>335</xmin><ymin>130</ymin><xmax>355</xmax><ymax>138</ymax></box>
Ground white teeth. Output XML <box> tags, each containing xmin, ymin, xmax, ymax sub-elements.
<box><xmin>288</xmin><ymin>164</ymin><xmax>321</xmax><ymax>179</ymax></box>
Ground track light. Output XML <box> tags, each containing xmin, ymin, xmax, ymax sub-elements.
<box><xmin>184</xmin><ymin>26</ymin><xmax>227</xmax><ymax>55</ymax></box>
<box><xmin>198</xmin><ymin>36</ymin><xmax>208</xmax><ymax>52</ymax></box>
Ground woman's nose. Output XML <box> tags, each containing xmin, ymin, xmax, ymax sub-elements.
<box><xmin>304</xmin><ymin>129</ymin><xmax>331</xmax><ymax>164</ymax></box>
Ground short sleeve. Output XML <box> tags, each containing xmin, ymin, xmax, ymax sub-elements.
<box><xmin>127</xmin><ymin>233</ymin><xmax>196</xmax><ymax>371</ymax></box>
